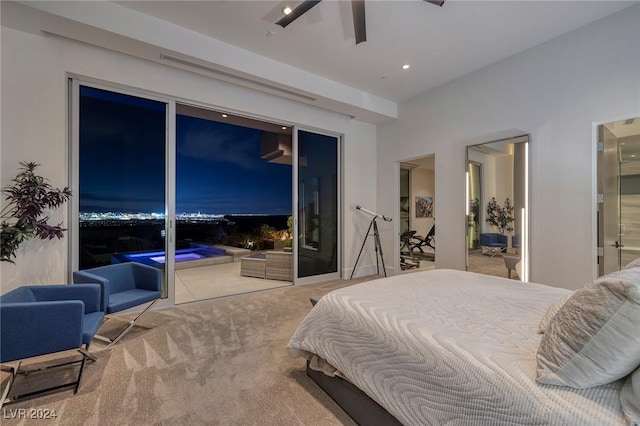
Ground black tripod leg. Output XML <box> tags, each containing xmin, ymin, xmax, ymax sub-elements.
<box><xmin>350</xmin><ymin>218</ymin><xmax>376</xmax><ymax>279</ymax></box>
<box><xmin>373</xmin><ymin>220</ymin><xmax>387</xmax><ymax>277</ymax></box>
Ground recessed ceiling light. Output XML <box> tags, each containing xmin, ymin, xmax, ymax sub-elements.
<box><xmin>221</xmin><ymin>114</ymin><xmax>228</xmax><ymax>118</ymax></box>
<box><xmin>402</xmin><ymin>64</ymin><xmax>410</xmax><ymax>70</ymax></box>
<box><xmin>282</xmin><ymin>126</ymin><xmax>287</xmax><ymax>130</ymax></box>
<box><xmin>283</xmin><ymin>6</ymin><xmax>292</xmax><ymax>15</ymax></box>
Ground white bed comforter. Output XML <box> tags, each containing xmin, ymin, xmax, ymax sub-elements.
<box><xmin>288</xmin><ymin>269</ymin><xmax>626</xmax><ymax>426</ymax></box>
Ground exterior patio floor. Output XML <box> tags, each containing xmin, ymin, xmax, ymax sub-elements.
<box><xmin>175</xmin><ymin>258</ymin><xmax>291</xmax><ymax>304</ymax></box>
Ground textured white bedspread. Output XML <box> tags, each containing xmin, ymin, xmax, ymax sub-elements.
<box><xmin>288</xmin><ymin>269</ymin><xmax>626</xmax><ymax>426</ymax></box>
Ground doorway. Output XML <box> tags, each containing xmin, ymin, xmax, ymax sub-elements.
<box><xmin>71</xmin><ymin>79</ymin><xmax>342</xmax><ymax>306</ymax></box>
<box><xmin>399</xmin><ymin>155</ymin><xmax>436</xmax><ymax>273</ymax></box>
<box><xmin>174</xmin><ymin>104</ymin><xmax>294</xmax><ymax>303</ymax></box>
<box><xmin>597</xmin><ymin>117</ymin><xmax>640</xmax><ymax>276</ymax></box>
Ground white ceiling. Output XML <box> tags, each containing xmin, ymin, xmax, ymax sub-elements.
<box><xmin>116</xmin><ymin>0</ymin><xmax>636</xmax><ymax>103</ymax></box>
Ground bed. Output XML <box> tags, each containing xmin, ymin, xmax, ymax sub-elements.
<box><xmin>288</xmin><ymin>269</ymin><xmax>638</xmax><ymax>425</ymax></box>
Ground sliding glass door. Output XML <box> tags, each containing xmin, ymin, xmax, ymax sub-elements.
<box><xmin>296</xmin><ymin>130</ymin><xmax>340</xmax><ymax>281</ymax></box>
<box><xmin>72</xmin><ymin>80</ymin><xmax>343</xmax><ymax>300</ymax></box>
<box><xmin>72</xmin><ymin>82</ymin><xmax>172</xmax><ymax>298</ymax></box>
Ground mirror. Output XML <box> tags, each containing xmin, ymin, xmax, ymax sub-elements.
<box><xmin>466</xmin><ymin>135</ymin><xmax>529</xmax><ymax>281</ymax></box>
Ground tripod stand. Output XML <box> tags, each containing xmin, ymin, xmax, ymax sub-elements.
<box><xmin>350</xmin><ymin>215</ymin><xmax>387</xmax><ymax>279</ymax></box>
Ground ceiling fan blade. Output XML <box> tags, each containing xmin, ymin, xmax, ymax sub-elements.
<box><xmin>276</xmin><ymin>0</ymin><xmax>323</xmax><ymax>28</ymax></box>
<box><xmin>351</xmin><ymin>0</ymin><xmax>366</xmax><ymax>45</ymax></box>
<box><xmin>424</xmin><ymin>0</ymin><xmax>445</xmax><ymax>6</ymax></box>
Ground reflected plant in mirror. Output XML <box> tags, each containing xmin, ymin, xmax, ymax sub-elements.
<box><xmin>486</xmin><ymin>197</ymin><xmax>514</xmax><ymax>235</ymax></box>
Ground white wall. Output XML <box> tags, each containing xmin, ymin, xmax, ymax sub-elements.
<box><xmin>378</xmin><ymin>5</ymin><xmax>640</xmax><ymax>289</ymax></box>
<box><xmin>0</xmin><ymin>25</ymin><xmax>378</xmax><ymax>292</ymax></box>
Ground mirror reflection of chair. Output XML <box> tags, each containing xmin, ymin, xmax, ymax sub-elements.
<box><xmin>479</xmin><ymin>233</ymin><xmax>508</xmax><ymax>256</ymax></box>
<box><xmin>0</xmin><ymin>284</ymin><xmax>104</xmax><ymax>406</ymax></box>
<box><xmin>512</xmin><ymin>234</ymin><xmax>521</xmax><ymax>252</ymax></box>
<box><xmin>73</xmin><ymin>262</ymin><xmax>162</xmax><ymax>347</ymax></box>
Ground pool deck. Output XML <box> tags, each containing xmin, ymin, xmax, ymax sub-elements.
<box><xmin>173</xmin><ymin>245</ymin><xmax>252</xmax><ymax>270</ymax></box>
<box><xmin>213</xmin><ymin>245</ymin><xmax>252</xmax><ymax>262</ymax></box>
<box><xmin>174</xmin><ymin>253</ymin><xmax>229</xmax><ymax>270</ymax></box>
<box><xmin>175</xmin><ymin>252</ymin><xmax>291</xmax><ymax>304</ymax></box>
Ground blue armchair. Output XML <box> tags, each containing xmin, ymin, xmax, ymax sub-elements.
<box><xmin>479</xmin><ymin>233</ymin><xmax>508</xmax><ymax>256</ymax></box>
<box><xmin>0</xmin><ymin>284</ymin><xmax>104</xmax><ymax>406</ymax></box>
<box><xmin>73</xmin><ymin>262</ymin><xmax>162</xmax><ymax>347</ymax></box>
<box><xmin>512</xmin><ymin>234</ymin><xmax>521</xmax><ymax>251</ymax></box>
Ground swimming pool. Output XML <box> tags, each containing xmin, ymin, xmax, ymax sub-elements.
<box><xmin>112</xmin><ymin>244</ymin><xmax>230</xmax><ymax>269</ymax></box>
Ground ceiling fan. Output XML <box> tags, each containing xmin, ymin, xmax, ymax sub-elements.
<box><xmin>276</xmin><ymin>0</ymin><xmax>445</xmax><ymax>45</ymax></box>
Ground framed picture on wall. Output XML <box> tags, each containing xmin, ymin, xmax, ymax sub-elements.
<box><xmin>416</xmin><ymin>196</ymin><xmax>433</xmax><ymax>218</ymax></box>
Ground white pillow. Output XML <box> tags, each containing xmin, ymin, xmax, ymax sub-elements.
<box><xmin>537</xmin><ymin>267</ymin><xmax>634</xmax><ymax>334</ymax></box>
<box><xmin>621</xmin><ymin>366</ymin><xmax>640</xmax><ymax>425</ymax></box>
<box><xmin>537</xmin><ymin>291</ymin><xmax>573</xmax><ymax>334</ymax></box>
<box><xmin>536</xmin><ymin>267</ymin><xmax>640</xmax><ymax>388</ymax></box>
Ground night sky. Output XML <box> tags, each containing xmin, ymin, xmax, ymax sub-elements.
<box><xmin>79</xmin><ymin>86</ymin><xmax>292</xmax><ymax>215</ymax></box>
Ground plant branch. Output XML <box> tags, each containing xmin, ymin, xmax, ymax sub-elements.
<box><xmin>1</xmin><ymin>162</ymin><xmax>72</xmax><ymax>262</ymax></box>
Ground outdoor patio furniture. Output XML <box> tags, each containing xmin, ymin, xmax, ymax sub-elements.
<box><xmin>240</xmin><ymin>252</ymin><xmax>293</xmax><ymax>281</ymax></box>
<box><xmin>240</xmin><ymin>254</ymin><xmax>266</xmax><ymax>278</ymax></box>
<box><xmin>266</xmin><ymin>251</ymin><xmax>293</xmax><ymax>281</ymax></box>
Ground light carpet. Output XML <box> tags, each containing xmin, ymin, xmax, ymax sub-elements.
<box><xmin>2</xmin><ymin>277</ymin><xmax>379</xmax><ymax>425</ymax></box>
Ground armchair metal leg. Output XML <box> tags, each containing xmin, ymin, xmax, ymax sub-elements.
<box><xmin>0</xmin><ymin>350</ymin><xmax>91</xmax><ymax>406</ymax></box>
<box><xmin>96</xmin><ymin>299</ymin><xmax>159</xmax><ymax>348</ymax></box>
<box><xmin>0</xmin><ymin>361</ymin><xmax>21</xmax><ymax>408</ymax></box>
<box><xmin>80</xmin><ymin>345</ymin><xmax>97</xmax><ymax>362</ymax></box>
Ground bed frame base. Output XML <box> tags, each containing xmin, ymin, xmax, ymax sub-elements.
<box><xmin>306</xmin><ymin>361</ymin><xmax>401</xmax><ymax>426</ymax></box>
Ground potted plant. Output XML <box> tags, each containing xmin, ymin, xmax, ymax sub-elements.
<box><xmin>1</xmin><ymin>162</ymin><xmax>72</xmax><ymax>263</ymax></box>
<box><xmin>485</xmin><ymin>197</ymin><xmax>514</xmax><ymax>235</ymax></box>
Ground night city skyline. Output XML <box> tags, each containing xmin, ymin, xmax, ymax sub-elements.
<box><xmin>79</xmin><ymin>86</ymin><xmax>292</xmax><ymax>216</ymax></box>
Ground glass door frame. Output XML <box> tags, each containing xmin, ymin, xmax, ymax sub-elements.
<box><xmin>68</xmin><ymin>76</ymin><xmax>176</xmax><ymax>307</ymax></box>
<box><xmin>292</xmin><ymin>126</ymin><xmax>342</xmax><ymax>285</ymax></box>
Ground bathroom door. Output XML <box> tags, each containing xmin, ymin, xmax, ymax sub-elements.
<box><xmin>598</xmin><ymin>117</ymin><xmax>640</xmax><ymax>276</ymax></box>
